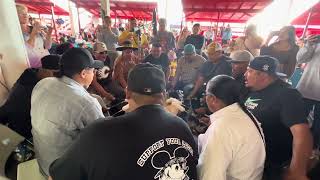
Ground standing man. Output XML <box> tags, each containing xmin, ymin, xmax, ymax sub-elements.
<box><xmin>49</xmin><ymin>63</ymin><xmax>198</xmax><ymax>180</ymax></box>
<box><xmin>152</xmin><ymin>18</ymin><xmax>176</xmax><ymax>53</ymax></box>
<box><xmin>185</xmin><ymin>23</ymin><xmax>205</xmax><ymax>55</ymax></box>
<box><xmin>118</xmin><ymin>18</ymin><xmax>148</xmax><ymax>48</ymax></box>
<box><xmin>244</xmin><ymin>56</ymin><xmax>313</xmax><ymax>180</ymax></box>
<box><xmin>188</xmin><ymin>42</ymin><xmax>231</xmax><ymax>99</ymax></box>
<box><xmin>96</xmin><ymin>16</ymin><xmax>119</xmax><ymax>66</ymax></box>
<box><xmin>31</xmin><ymin>48</ymin><xmax>105</xmax><ymax>177</ymax></box>
<box><xmin>142</xmin><ymin>43</ymin><xmax>170</xmax><ymax>81</ymax></box>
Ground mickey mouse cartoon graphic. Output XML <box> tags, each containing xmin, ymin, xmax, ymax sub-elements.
<box><xmin>151</xmin><ymin>147</ymin><xmax>190</xmax><ymax>180</ymax></box>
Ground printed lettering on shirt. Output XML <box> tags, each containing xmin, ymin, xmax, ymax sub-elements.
<box><xmin>137</xmin><ymin>138</ymin><xmax>194</xmax><ymax>180</ymax></box>
<box><xmin>245</xmin><ymin>97</ymin><xmax>261</xmax><ymax>110</ymax></box>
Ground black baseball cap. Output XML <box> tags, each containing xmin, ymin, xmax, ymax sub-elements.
<box><xmin>249</xmin><ymin>55</ymin><xmax>285</xmax><ymax>77</ymax></box>
<box><xmin>60</xmin><ymin>48</ymin><xmax>103</xmax><ymax>72</ymax></box>
<box><xmin>40</xmin><ymin>55</ymin><xmax>60</xmax><ymax>70</ymax></box>
<box><xmin>127</xmin><ymin>63</ymin><xmax>166</xmax><ymax>95</ymax></box>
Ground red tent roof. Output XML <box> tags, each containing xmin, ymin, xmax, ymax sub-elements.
<box><xmin>73</xmin><ymin>0</ymin><xmax>157</xmax><ymax>21</ymax></box>
<box><xmin>16</xmin><ymin>0</ymin><xmax>69</xmax><ymax>16</ymax></box>
<box><xmin>291</xmin><ymin>1</ymin><xmax>320</xmax><ymax>26</ymax></box>
<box><xmin>182</xmin><ymin>0</ymin><xmax>272</xmax><ymax>23</ymax></box>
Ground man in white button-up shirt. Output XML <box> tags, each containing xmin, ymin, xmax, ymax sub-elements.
<box><xmin>198</xmin><ymin>75</ymin><xmax>265</xmax><ymax>180</ymax></box>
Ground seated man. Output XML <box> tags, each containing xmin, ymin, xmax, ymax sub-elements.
<box><xmin>172</xmin><ymin>44</ymin><xmax>205</xmax><ymax>94</ymax></box>
<box><xmin>0</xmin><ymin>55</ymin><xmax>60</xmax><ymax>139</ymax></box>
<box><xmin>142</xmin><ymin>43</ymin><xmax>170</xmax><ymax>81</ymax></box>
<box><xmin>188</xmin><ymin>42</ymin><xmax>231</xmax><ymax>99</ymax></box>
<box><xmin>112</xmin><ymin>41</ymin><xmax>138</xmax><ymax>91</ymax></box>
<box><xmin>49</xmin><ymin>63</ymin><xmax>198</xmax><ymax>180</ymax></box>
<box><xmin>31</xmin><ymin>48</ymin><xmax>105</xmax><ymax>177</ymax></box>
<box><xmin>90</xmin><ymin>42</ymin><xmax>116</xmax><ymax>101</ymax></box>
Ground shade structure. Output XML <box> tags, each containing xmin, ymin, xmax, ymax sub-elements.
<box><xmin>15</xmin><ymin>0</ymin><xmax>69</xmax><ymax>16</ymax></box>
<box><xmin>291</xmin><ymin>1</ymin><xmax>320</xmax><ymax>26</ymax></box>
<box><xmin>182</xmin><ymin>0</ymin><xmax>272</xmax><ymax>23</ymax></box>
<box><xmin>72</xmin><ymin>0</ymin><xmax>157</xmax><ymax>21</ymax></box>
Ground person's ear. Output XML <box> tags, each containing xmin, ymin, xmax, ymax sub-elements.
<box><xmin>125</xmin><ymin>88</ymin><xmax>131</xmax><ymax>100</ymax></box>
<box><xmin>79</xmin><ymin>69</ymin><xmax>87</xmax><ymax>79</ymax></box>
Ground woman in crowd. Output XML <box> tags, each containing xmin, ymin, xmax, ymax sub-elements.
<box><xmin>261</xmin><ymin>26</ymin><xmax>299</xmax><ymax>77</ymax></box>
<box><xmin>16</xmin><ymin>4</ymin><xmax>52</xmax><ymax>68</ymax></box>
<box><xmin>234</xmin><ymin>24</ymin><xmax>263</xmax><ymax>57</ymax></box>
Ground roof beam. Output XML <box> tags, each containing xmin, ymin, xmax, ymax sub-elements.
<box><xmin>16</xmin><ymin>1</ymin><xmax>54</xmax><ymax>6</ymax></box>
<box><xmin>184</xmin><ymin>8</ymin><xmax>261</xmax><ymax>13</ymax></box>
<box><xmin>81</xmin><ymin>5</ymin><xmax>154</xmax><ymax>12</ymax></box>
<box><xmin>185</xmin><ymin>11</ymin><xmax>197</xmax><ymax>18</ymax></box>
<box><xmin>185</xmin><ymin>17</ymin><xmax>246</xmax><ymax>23</ymax></box>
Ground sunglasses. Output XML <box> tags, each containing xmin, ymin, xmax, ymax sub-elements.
<box><xmin>99</xmin><ymin>52</ymin><xmax>107</xmax><ymax>55</ymax></box>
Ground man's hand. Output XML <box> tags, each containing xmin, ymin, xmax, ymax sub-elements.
<box><xmin>306</xmin><ymin>35</ymin><xmax>320</xmax><ymax>44</ymax></box>
<box><xmin>47</xmin><ymin>26</ymin><xmax>53</xmax><ymax>36</ymax></box>
<box><xmin>199</xmin><ymin>116</ymin><xmax>211</xmax><ymax>126</ymax></box>
<box><xmin>103</xmin><ymin>93</ymin><xmax>116</xmax><ymax>101</ymax></box>
<box><xmin>283</xmin><ymin>169</ymin><xmax>309</xmax><ymax>180</ymax></box>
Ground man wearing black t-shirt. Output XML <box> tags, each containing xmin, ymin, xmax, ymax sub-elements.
<box><xmin>185</xmin><ymin>23</ymin><xmax>205</xmax><ymax>55</ymax></box>
<box><xmin>143</xmin><ymin>43</ymin><xmax>170</xmax><ymax>81</ymax></box>
<box><xmin>49</xmin><ymin>63</ymin><xmax>198</xmax><ymax>180</ymax></box>
<box><xmin>188</xmin><ymin>42</ymin><xmax>231</xmax><ymax>99</ymax></box>
<box><xmin>244</xmin><ymin>56</ymin><xmax>312</xmax><ymax>180</ymax></box>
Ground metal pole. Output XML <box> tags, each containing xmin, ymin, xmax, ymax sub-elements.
<box><xmin>50</xmin><ymin>5</ymin><xmax>58</xmax><ymax>42</ymax></box>
<box><xmin>76</xmin><ymin>4</ymin><xmax>81</xmax><ymax>33</ymax></box>
<box><xmin>301</xmin><ymin>7</ymin><xmax>313</xmax><ymax>39</ymax></box>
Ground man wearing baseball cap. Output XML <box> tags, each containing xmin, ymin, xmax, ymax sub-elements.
<box><xmin>244</xmin><ymin>56</ymin><xmax>312</xmax><ymax>179</ymax></box>
<box><xmin>229</xmin><ymin>50</ymin><xmax>254</xmax><ymax>86</ymax></box>
<box><xmin>172</xmin><ymin>44</ymin><xmax>205</xmax><ymax>93</ymax></box>
<box><xmin>31</xmin><ymin>48</ymin><xmax>105</xmax><ymax>176</ymax></box>
<box><xmin>49</xmin><ymin>63</ymin><xmax>198</xmax><ymax>180</ymax></box>
<box><xmin>188</xmin><ymin>42</ymin><xmax>231</xmax><ymax>99</ymax></box>
<box><xmin>90</xmin><ymin>42</ymin><xmax>116</xmax><ymax>102</ymax></box>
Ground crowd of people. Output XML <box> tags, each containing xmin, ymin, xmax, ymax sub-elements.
<box><xmin>0</xmin><ymin>3</ymin><xmax>320</xmax><ymax>180</ymax></box>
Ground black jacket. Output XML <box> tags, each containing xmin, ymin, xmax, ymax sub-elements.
<box><xmin>0</xmin><ymin>68</ymin><xmax>39</xmax><ymax>138</ymax></box>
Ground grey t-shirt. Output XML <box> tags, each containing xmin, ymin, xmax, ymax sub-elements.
<box><xmin>97</xmin><ymin>27</ymin><xmax>119</xmax><ymax>51</ymax></box>
<box><xmin>31</xmin><ymin>76</ymin><xmax>104</xmax><ymax>176</ymax></box>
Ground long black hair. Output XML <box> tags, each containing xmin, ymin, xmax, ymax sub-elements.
<box><xmin>206</xmin><ymin>75</ymin><xmax>256</xmax><ymax>125</ymax></box>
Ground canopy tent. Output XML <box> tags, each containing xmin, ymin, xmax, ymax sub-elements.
<box><xmin>291</xmin><ymin>1</ymin><xmax>320</xmax><ymax>26</ymax></box>
<box><xmin>291</xmin><ymin>1</ymin><xmax>320</xmax><ymax>37</ymax></box>
<box><xmin>72</xmin><ymin>0</ymin><xmax>157</xmax><ymax>21</ymax></box>
<box><xmin>182</xmin><ymin>0</ymin><xmax>272</xmax><ymax>23</ymax></box>
<box><xmin>15</xmin><ymin>0</ymin><xmax>69</xmax><ymax>16</ymax></box>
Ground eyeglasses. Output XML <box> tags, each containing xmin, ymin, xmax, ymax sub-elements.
<box><xmin>99</xmin><ymin>52</ymin><xmax>107</xmax><ymax>55</ymax></box>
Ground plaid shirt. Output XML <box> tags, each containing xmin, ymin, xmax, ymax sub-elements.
<box><xmin>175</xmin><ymin>54</ymin><xmax>206</xmax><ymax>84</ymax></box>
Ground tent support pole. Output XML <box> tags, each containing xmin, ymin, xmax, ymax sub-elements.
<box><xmin>50</xmin><ymin>5</ymin><xmax>58</xmax><ymax>42</ymax></box>
<box><xmin>301</xmin><ymin>7</ymin><xmax>313</xmax><ymax>39</ymax></box>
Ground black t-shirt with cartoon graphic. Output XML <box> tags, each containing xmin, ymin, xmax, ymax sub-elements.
<box><xmin>49</xmin><ymin>105</ymin><xmax>198</xmax><ymax>180</ymax></box>
<box><xmin>245</xmin><ymin>79</ymin><xmax>307</xmax><ymax>167</ymax></box>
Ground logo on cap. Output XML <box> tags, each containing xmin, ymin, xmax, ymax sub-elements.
<box><xmin>262</xmin><ymin>64</ymin><xmax>269</xmax><ymax>71</ymax></box>
<box><xmin>144</xmin><ymin>88</ymin><xmax>152</xmax><ymax>93</ymax></box>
